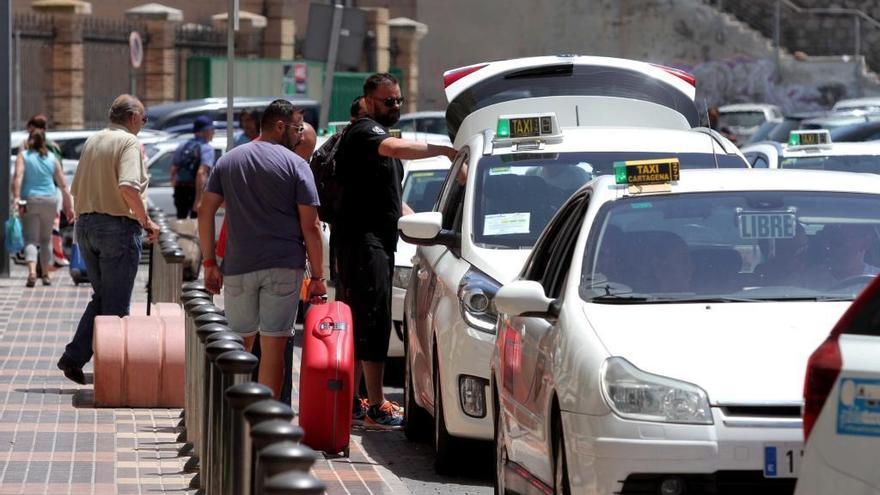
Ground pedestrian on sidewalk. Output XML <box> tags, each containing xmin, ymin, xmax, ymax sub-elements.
<box><xmin>12</xmin><ymin>129</ymin><xmax>74</xmax><ymax>287</ymax></box>
<box><xmin>234</xmin><ymin>108</ymin><xmax>260</xmax><ymax>148</ymax></box>
<box><xmin>335</xmin><ymin>73</ymin><xmax>456</xmax><ymax>428</ymax></box>
<box><xmin>57</xmin><ymin>94</ymin><xmax>160</xmax><ymax>385</ymax></box>
<box><xmin>170</xmin><ymin>116</ymin><xmax>215</xmax><ymax>219</ymax></box>
<box><xmin>198</xmin><ymin>99</ymin><xmax>326</xmax><ymax>399</ymax></box>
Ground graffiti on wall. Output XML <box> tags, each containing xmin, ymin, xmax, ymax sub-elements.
<box><xmin>673</xmin><ymin>56</ymin><xmax>851</xmax><ymax>112</ymax></box>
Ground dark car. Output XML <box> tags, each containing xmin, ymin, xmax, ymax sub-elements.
<box><xmin>144</xmin><ymin>97</ymin><xmax>320</xmax><ymax>135</ymax></box>
<box><xmin>829</xmin><ymin>120</ymin><xmax>880</xmax><ymax>142</ymax></box>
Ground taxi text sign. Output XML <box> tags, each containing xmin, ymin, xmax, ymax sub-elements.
<box><xmin>738</xmin><ymin>212</ymin><xmax>797</xmax><ymax>239</ymax></box>
<box><xmin>508</xmin><ymin>116</ymin><xmax>553</xmax><ymax>139</ymax></box>
<box><xmin>837</xmin><ymin>377</ymin><xmax>880</xmax><ymax>437</ymax></box>
<box><xmin>614</xmin><ymin>158</ymin><xmax>680</xmax><ymax>185</ymax></box>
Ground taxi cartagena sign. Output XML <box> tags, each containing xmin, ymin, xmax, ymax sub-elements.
<box><xmin>614</xmin><ymin>158</ymin><xmax>680</xmax><ymax>185</ymax></box>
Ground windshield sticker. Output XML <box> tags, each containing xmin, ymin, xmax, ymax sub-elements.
<box><xmin>484</xmin><ymin>213</ymin><xmax>530</xmax><ymax>236</ymax></box>
<box><xmin>630</xmin><ymin>202</ymin><xmax>653</xmax><ymax>209</ymax></box>
<box><xmin>837</xmin><ymin>377</ymin><xmax>880</xmax><ymax>437</ymax></box>
<box><xmin>410</xmin><ymin>171</ymin><xmax>436</xmax><ymax>178</ymax></box>
<box><xmin>738</xmin><ymin>211</ymin><xmax>797</xmax><ymax>239</ymax></box>
<box><xmin>489</xmin><ymin>166</ymin><xmax>512</xmax><ymax>176</ymax></box>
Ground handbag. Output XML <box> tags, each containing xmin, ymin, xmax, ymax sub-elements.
<box><xmin>5</xmin><ymin>215</ymin><xmax>23</xmax><ymax>253</ymax></box>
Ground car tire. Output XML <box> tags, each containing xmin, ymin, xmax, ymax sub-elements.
<box><xmin>494</xmin><ymin>391</ymin><xmax>508</xmax><ymax>495</ymax></box>
<box><xmin>404</xmin><ymin>326</ymin><xmax>431</xmax><ymax>442</ymax></box>
<box><xmin>553</xmin><ymin>414</ymin><xmax>571</xmax><ymax>495</ymax></box>
<box><xmin>433</xmin><ymin>359</ymin><xmax>459</xmax><ymax>474</ymax></box>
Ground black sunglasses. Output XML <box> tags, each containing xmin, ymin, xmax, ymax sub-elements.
<box><xmin>378</xmin><ymin>96</ymin><xmax>405</xmax><ymax>108</ymax></box>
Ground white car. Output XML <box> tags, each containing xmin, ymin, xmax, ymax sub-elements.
<box><xmin>796</xmin><ymin>276</ymin><xmax>880</xmax><ymax>495</ymax></box>
<box><xmin>742</xmin><ymin>129</ymin><xmax>880</xmax><ymax>172</ymax></box>
<box><xmin>397</xmin><ymin>111</ymin><xmax>448</xmax><ymax>136</ymax></box>
<box><xmin>399</xmin><ymin>54</ymin><xmax>745</xmax><ymax>472</ymax></box>
<box><xmin>831</xmin><ymin>97</ymin><xmax>880</xmax><ymax>113</ymax></box>
<box><xmin>719</xmin><ymin>103</ymin><xmax>783</xmax><ymax>143</ymax></box>
<box><xmin>144</xmin><ymin>134</ymin><xmax>228</xmax><ymax>215</ymax></box>
<box><xmin>390</xmin><ymin>155</ymin><xmax>453</xmax><ymax>357</ymax></box>
<box><xmin>491</xmin><ymin>167</ymin><xmax>880</xmax><ymax>494</ymax></box>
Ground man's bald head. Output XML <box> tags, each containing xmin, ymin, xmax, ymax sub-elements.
<box><xmin>295</xmin><ymin>122</ymin><xmax>317</xmax><ymax>162</ymax></box>
<box><xmin>108</xmin><ymin>94</ymin><xmax>144</xmax><ymax>125</ymax></box>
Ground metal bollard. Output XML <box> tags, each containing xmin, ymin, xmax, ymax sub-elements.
<box><xmin>245</xmin><ymin>400</ymin><xmax>297</xmax><ymax>495</ymax></box>
<box><xmin>195</xmin><ymin>325</ymin><xmax>238</xmax><ymax>477</ymax></box>
<box><xmin>182</xmin><ymin>281</ymin><xmax>209</xmax><ymax>295</ymax></box>
<box><xmin>226</xmin><ymin>383</ymin><xmax>274</xmax><ymax>495</ymax></box>
<box><xmin>178</xmin><ymin>290</ymin><xmax>210</xmax><ymax>423</ymax></box>
<box><xmin>255</xmin><ymin>442</ymin><xmax>319</xmax><ymax>495</ymax></box>
<box><xmin>187</xmin><ymin>305</ymin><xmax>225</xmax><ymax>446</ymax></box>
<box><xmin>162</xmin><ymin>247</ymin><xmax>185</xmax><ymax>304</ymax></box>
<box><xmin>249</xmin><ymin>420</ymin><xmax>304</xmax><ymax>495</ymax></box>
<box><xmin>262</xmin><ymin>472</ymin><xmax>326</xmax><ymax>495</ymax></box>
<box><xmin>203</xmin><ymin>336</ymin><xmax>244</xmax><ymax>492</ymax></box>
<box><xmin>180</xmin><ymin>295</ymin><xmax>213</xmax><ymax>444</ymax></box>
<box><xmin>216</xmin><ymin>357</ymin><xmax>261</xmax><ymax>495</ymax></box>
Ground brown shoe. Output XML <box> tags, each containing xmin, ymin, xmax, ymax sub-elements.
<box><xmin>41</xmin><ymin>275</ymin><xmax>51</xmax><ymax>286</ymax></box>
<box><xmin>26</xmin><ymin>274</ymin><xmax>36</xmax><ymax>288</ymax></box>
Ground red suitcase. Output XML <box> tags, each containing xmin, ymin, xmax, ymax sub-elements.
<box><xmin>298</xmin><ymin>301</ymin><xmax>354</xmax><ymax>456</ymax></box>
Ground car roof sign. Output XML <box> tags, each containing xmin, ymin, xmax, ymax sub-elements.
<box><xmin>788</xmin><ymin>129</ymin><xmax>831</xmax><ymax>149</ymax></box>
<box><xmin>614</xmin><ymin>157</ymin><xmax>680</xmax><ymax>190</ymax></box>
<box><xmin>492</xmin><ymin>113</ymin><xmax>561</xmax><ymax>146</ymax></box>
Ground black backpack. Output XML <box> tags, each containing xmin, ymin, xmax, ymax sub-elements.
<box><xmin>309</xmin><ymin>126</ymin><xmax>350</xmax><ymax>224</ymax></box>
<box><xmin>172</xmin><ymin>139</ymin><xmax>202</xmax><ymax>183</ymax></box>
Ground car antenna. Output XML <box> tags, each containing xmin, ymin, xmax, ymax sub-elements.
<box><xmin>704</xmin><ymin>98</ymin><xmax>721</xmax><ymax>169</ymax></box>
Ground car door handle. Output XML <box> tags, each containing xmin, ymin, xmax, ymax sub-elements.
<box><xmin>417</xmin><ymin>267</ymin><xmax>430</xmax><ymax>280</ymax></box>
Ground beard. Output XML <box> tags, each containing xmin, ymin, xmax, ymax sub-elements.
<box><xmin>375</xmin><ymin>109</ymin><xmax>400</xmax><ymax>128</ymax></box>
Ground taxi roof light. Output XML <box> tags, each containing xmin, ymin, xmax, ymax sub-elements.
<box><xmin>788</xmin><ymin>129</ymin><xmax>832</xmax><ymax>148</ymax></box>
<box><xmin>492</xmin><ymin>113</ymin><xmax>561</xmax><ymax>144</ymax></box>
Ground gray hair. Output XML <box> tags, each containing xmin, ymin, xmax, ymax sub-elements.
<box><xmin>108</xmin><ymin>94</ymin><xmax>143</xmax><ymax>124</ymax></box>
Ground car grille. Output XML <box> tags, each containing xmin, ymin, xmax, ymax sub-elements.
<box><xmin>721</xmin><ymin>405</ymin><xmax>802</xmax><ymax>418</ymax></box>
<box><xmin>619</xmin><ymin>471</ymin><xmax>796</xmax><ymax>495</ymax></box>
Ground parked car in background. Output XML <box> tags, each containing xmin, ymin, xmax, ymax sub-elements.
<box><xmin>745</xmin><ymin>111</ymin><xmax>826</xmax><ymax>145</ymax></box>
<box><xmin>719</xmin><ymin>103</ymin><xmax>782</xmax><ymax>142</ymax></box>
<box><xmin>829</xmin><ymin>120</ymin><xmax>880</xmax><ymax>142</ymax></box>
<box><xmin>397</xmin><ymin>111</ymin><xmax>448</xmax><ymax>136</ymax></box>
<box><xmin>144</xmin><ymin>97</ymin><xmax>320</xmax><ymax>135</ymax></box>
<box><xmin>831</xmin><ymin>96</ymin><xmax>880</xmax><ymax>113</ymax></box>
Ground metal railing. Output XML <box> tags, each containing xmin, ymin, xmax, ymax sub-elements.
<box><xmin>705</xmin><ymin>0</ymin><xmax>880</xmax><ymax>94</ymax></box>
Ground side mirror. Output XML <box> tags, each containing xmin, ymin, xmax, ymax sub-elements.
<box><xmin>398</xmin><ymin>212</ymin><xmax>460</xmax><ymax>247</ymax></box>
<box><xmin>495</xmin><ymin>280</ymin><xmax>556</xmax><ymax>317</ymax></box>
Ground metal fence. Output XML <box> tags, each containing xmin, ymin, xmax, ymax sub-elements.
<box><xmin>11</xmin><ymin>14</ymin><xmax>54</xmax><ymax>130</ymax></box>
<box><xmin>82</xmin><ymin>18</ymin><xmax>148</xmax><ymax>129</ymax></box>
<box><xmin>707</xmin><ymin>0</ymin><xmax>880</xmax><ymax>81</ymax></box>
<box><xmin>174</xmin><ymin>24</ymin><xmax>227</xmax><ymax>101</ymax></box>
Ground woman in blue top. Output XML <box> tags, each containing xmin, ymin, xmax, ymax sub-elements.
<box><xmin>13</xmin><ymin>130</ymin><xmax>74</xmax><ymax>287</ymax></box>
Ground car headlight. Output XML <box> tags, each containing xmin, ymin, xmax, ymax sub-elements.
<box><xmin>392</xmin><ymin>266</ymin><xmax>412</xmax><ymax>289</ymax></box>
<box><xmin>600</xmin><ymin>357</ymin><xmax>713</xmax><ymax>425</ymax></box>
<box><xmin>457</xmin><ymin>268</ymin><xmax>500</xmax><ymax>334</ymax></box>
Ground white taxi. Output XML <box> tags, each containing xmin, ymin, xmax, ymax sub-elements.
<box><xmin>742</xmin><ymin>129</ymin><xmax>880</xmax><ymax>172</ymax></box>
<box><xmin>399</xmin><ymin>54</ymin><xmax>746</xmax><ymax>473</ymax></box>
<box><xmin>795</xmin><ymin>275</ymin><xmax>880</xmax><ymax>495</ymax></box>
<box><xmin>491</xmin><ymin>166</ymin><xmax>880</xmax><ymax>494</ymax></box>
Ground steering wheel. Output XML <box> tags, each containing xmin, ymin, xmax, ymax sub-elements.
<box><xmin>827</xmin><ymin>275</ymin><xmax>877</xmax><ymax>292</ymax></box>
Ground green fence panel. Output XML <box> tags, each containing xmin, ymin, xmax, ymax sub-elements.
<box><xmin>186</xmin><ymin>57</ymin><xmax>212</xmax><ymax>100</ymax></box>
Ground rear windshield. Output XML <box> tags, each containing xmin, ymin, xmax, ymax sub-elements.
<box><xmin>398</xmin><ymin>117</ymin><xmax>448</xmax><ymax>135</ymax></box>
<box><xmin>403</xmin><ymin>169</ymin><xmax>448</xmax><ymax>213</ymax></box>
<box><xmin>447</xmin><ymin>64</ymin><xmax>699</xmax><ymax>137</ymax></box>
<box><xmin>780</xmin><ymin>155</ymin><xmax>880</xmax><ymax>173</ymax></box>
<box><xmin>472</xmin><ymin>151</ymin><xmax>746</xmax><ymax>249</ymax></box>
<box><xmin>581</xmin><ymin>191</ymin><xmax>880</xmax><ymax>303</ymax></box>
<box><xmin>720</xmin><ymin>111</ymin><xmax>766</xmax><ymax>128</ymax></box>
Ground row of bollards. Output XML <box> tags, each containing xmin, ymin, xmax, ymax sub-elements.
<box><xmin>181</xmin><ymin>283</ymin><xmax>326</xmax><ymax>495</ymax></box>
<box><xmin>146</xmin><ymin>208</ymin><xmax>186</xmax><ymax>305</ymax></box>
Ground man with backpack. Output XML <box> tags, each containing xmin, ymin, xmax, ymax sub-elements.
<box><xmin>326</xmin><ymin>74</ymin><xmax>456</xmax><ymax>428</ymax></box>
<box><xmin>170</xmin><ymin>115</ymin><xmax>215</xmax><ymax>219</ymax></box>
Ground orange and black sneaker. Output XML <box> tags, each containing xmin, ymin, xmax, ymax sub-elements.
<box><xmin>352</xmin><ymin>396</ymin><xmax>368</xmax><ymax>425</ymax></box>
<box><xmin>364</xmin><ymin>400</ymin><xmax>404</xmax><ymax>429</ymax></box>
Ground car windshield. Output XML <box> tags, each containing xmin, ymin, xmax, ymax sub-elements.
<box><xmin>403</xmin><ymin>169</ymin><xmax>448</xmax><ymax>213</ymax></box>
<box><xmin>473</xmin><ymin>151</ymin><xmax>746</xmax><ymax>249</ymax></box>
<box><xmin>780</xmin><ymin>154</ymin><xmax>880</xmax><ymax>173</ymax></box>
<box><xmin>398</xmin><ymin>117</ymin><xmax>448</xmax><ymax>135</ymax></box>
<box><xmin>580</xmin><ymin>191</ymin><xmax>880</xmax><ymax>303</ymax></box>
<box><xmin>767</xmin><ymin>119</ymin><xmax>803</xmax><ymax>143</ymax></box>
<box><xmin>720</xmin><ymin>111</ymin><xmax>765</xmax><ymax>128</ymax></box>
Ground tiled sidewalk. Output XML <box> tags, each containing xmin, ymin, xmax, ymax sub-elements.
<box><xmin>0</xmin><ymin>264</ymin><xmax>408</xmax><ymax>494</ymax></box>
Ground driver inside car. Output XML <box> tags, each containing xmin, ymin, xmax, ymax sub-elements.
<box><xmin>798</xmin><ymin>224</ymin><xmax>880</xmax><ymax>289</ymax></box>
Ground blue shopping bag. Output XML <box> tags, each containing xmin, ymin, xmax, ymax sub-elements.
<box><xmin>5</xmin><ymin>216</ymin><xmax>23</xmax><ymax>253</ymax></box>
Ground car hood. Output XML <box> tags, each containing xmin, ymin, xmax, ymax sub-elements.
<box><xmin>583</xmin><ymin>301</ymin><xmax>850</xmax><ymax>405</ymax></box>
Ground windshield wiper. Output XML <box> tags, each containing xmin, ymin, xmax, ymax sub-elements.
<box><xmin>753</xmin><ymin>296</ymin><xmax>855</xmax><ymax>302</ymax></box>
<box><xmin>589</xmin><ymin>295</ymin><xmax>663</xmax><ymax>304</ymax></box>
<box><xmin>667</xmin><ymin>296</ymin><xmax>765</xmax><ymax>303</ymax></box>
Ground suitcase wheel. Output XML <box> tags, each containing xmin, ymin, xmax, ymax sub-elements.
<box><xmin>343</xmin><ymin>446</ymin><xmax>350</xmax><ymax>458</ymax></box>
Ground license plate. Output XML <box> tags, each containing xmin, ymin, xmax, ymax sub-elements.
<box><xmin>763</xmin><ymin>443</ymin><xmax>803</xmax><ymax>478</ymax></box>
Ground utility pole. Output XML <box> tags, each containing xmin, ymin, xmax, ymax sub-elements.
<box><xmin>226</xmin><ymin>0</ymin><xmax>238</xmax><ymax>152</ymax></box>
<box><xmin>318</xmin><ymin>1</ymin><xmax>344</xmax><ymax>130</ymax></box>
<box><xmin>0</xmin><ymin>2</ymin><xmax>11</xmax><ymax>277</ymax></box>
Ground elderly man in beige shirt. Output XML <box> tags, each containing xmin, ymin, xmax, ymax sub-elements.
<box><xmin>57</xmin><ymin>94</ymin><xmax>160</xmax><ymax>385</ymax></box>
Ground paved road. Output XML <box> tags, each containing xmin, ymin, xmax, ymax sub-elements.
<box><xmin>358</xmin><ymin>383</ymin><xmax>494</xmax><ymax>495</ymax></box>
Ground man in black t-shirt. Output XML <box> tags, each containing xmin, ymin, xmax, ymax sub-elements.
<box><xmin>337</xmin><ymin>73</ymin><xmax>456</xmax><ymax>428</ymax></box>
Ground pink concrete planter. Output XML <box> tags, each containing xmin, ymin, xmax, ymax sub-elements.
<box><xmin>129</xmin><ymin>303</ymin><xmax>183</xmax><ymax>317</ymax></box>
<box><xmin>93</xmin><ymin>315</ymin><xmax>185</xmax><ymax>407</ymax></box>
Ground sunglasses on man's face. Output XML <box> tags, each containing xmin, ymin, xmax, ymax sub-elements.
<box><xmin>378</xmin><ymin>96</ymin><xmax>405</xmax><ymax>108</ymax></box>
<box><xmin>285</xmin><ymin>123</ymin><xmax>305</xmax><ymax>133</ymax></box>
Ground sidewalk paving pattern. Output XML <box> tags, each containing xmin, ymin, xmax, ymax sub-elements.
<box><xmin>0</xmin><ymin>265</ymin><xmax>410</xmax><ymax>494</ymax></box>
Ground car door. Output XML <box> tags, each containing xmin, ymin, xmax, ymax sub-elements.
<box><xmin>411</xmin><ymin>149</ymin><xmax>469</xmax><ymax>409</ymax></box>
<box><xmin>800</xmin><ymin>279</ymin><xmax>880</xmax><ymax>492</ymax></box>
<box><xmin>502</xmin><ymin>192</ymin><xmax>588</xmax><ymax>478</ymax></box>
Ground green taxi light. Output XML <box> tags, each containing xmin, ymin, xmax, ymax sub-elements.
<box><xmin>496</xmin><ymin>119</ymin><xmax>510</xmax><ymax>138</ymax></box>
<box><xmin>613</xmin><ymin>161</ymin><xmax>628</xmax><ymax>184</ymax></box>
<box><xmin>788</xmin><ymin>133</ymin><xmax>800</xmax><ymax>146</ymax></box>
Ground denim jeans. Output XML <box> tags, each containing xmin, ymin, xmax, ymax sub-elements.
<box><xmin>63</xmin><ymin>213</ymin><xmax>142</xmax><ymax>367</ymax></box>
